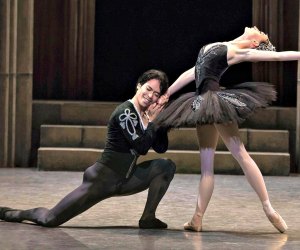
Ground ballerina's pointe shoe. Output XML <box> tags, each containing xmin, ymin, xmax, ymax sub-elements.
<box><xmin>267</xmin><ymin>211</ymin><xmax>288</xmax><ymax>233</ymax></box>
<box><xmin>183</xmin><ymin>221</ymin><xmax>202</xmax><ymax>232</ymax></box>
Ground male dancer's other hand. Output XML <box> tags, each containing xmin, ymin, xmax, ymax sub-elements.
<box><xmin>146</xmin><ymin>92</ymin><xmax>169</xmax><ymax>122</ymax></box>
<box><xmin>146</xmin><ymin>102</ymin><xmax>164</xmax><ymax>121</ymax></box>
<box><xmin>157</xmin><ymin>93</ymin><xmax>169</xmax><ymax>107</ymax></box>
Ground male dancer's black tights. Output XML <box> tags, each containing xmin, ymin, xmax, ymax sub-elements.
<box><xmin>2</xmin><ymin>159</ymin><xmax>175</xmax><ymax>227</ymax></box>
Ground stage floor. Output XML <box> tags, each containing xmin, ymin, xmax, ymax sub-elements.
<box><xmin>0</xmin><ymin>168</ymin><xmax>299</xmax><ymax>249</ymax></box>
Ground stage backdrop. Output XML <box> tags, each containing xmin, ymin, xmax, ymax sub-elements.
<box><xmin>33</xmin><ymin>0</ymin><xmax>298</xmax><ymax>105</ymax></box>
<box><xmin>94</xmin><ymin>0</ymin><xmax>252</xmax><ymax>101</ymax></box>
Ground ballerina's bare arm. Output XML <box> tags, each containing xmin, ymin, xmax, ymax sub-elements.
<box><xmin>167</xmin><ymin>67</ymin><xmax>195</xmax><ymax>97</ymax></box>
<box><xmin>228</xmin><ymin>48</ymin><xmax>300</xmax><ymax>65</ymax></box>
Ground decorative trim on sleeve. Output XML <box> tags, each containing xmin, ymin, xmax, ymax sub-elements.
<box><xmin>119</xmin><ymin>108</ymin><xmax>139</xmax><ymax>140</ymax></box>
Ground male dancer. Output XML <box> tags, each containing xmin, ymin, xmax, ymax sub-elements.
<box><xmin>0</xmin><ymin>69</ymin><xmax>175</xmax><ymax>229</ymax></box>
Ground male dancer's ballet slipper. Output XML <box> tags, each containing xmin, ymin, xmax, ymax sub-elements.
<box><xmin>183</xmin><ymin>221</ymin><xmax>202</xmax><ymax>232</ymax></box>
<box><xmin>139</xmin><ymin>218</ymin><xmax>167</xmax><ymax>229</ymax></box>
<box><xmin>267</xmin><ymin>211</ymin><xmax>288</xmax><ymax>233</ymax></box>
<box><xmin>0</xmin><ymin>207</ymin><xmax>13</xmax><ymax>220</ymax></box>
<box><xmin>0</xmin><ymin>207</ymin><xmax>22</xmax><ymax>222</ymax></box>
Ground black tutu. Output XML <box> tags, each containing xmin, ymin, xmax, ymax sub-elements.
<box><xmin>154</xmin><ymin>82</ymin><xmax>276</xmax><ymax>129</ymax></box>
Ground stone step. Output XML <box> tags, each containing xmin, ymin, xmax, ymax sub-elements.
<box><xmin>40</xmin><ymin>125</ymin><xmax>290</xmax><ymax>152</ymax></box>
<box><xmin>32</xmin><ymin>101</ymin><xmax>296</xmax><ymax>130</ymax></box>
<box><xmin>37</xmin><ymin>147</ymin><xmax>290</xmax><ymax>176</ymax></box>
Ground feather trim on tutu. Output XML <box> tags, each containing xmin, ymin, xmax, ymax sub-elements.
<box><xmin>154</xmin><ymin>82</ymin><xmax>276</xmax><ymax>129</ymax></box>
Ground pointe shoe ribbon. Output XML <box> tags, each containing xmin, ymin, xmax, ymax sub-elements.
<box><xmin>267</xmin><ymin>211</ymin><xmax>288</xmax><ymax>233</ymax></box>
<box><xmin>183</xmin><ymin>221</ymin><xmax>202</xmax><ymax>232</ymax></box>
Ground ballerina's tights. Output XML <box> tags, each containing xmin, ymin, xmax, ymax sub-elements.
<box><xmin>195</xmin><ymin>123</ymin><xmax>274</xmax><ymax>217</ymax></box>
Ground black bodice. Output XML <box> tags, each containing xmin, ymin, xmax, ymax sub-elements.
<box><xmin>195</xmin><ymin>44</ymin><xmax>229</xmax><ymax>93</ymax></box>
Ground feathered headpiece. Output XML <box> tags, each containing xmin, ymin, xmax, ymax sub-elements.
<box><xmin>257</xmin><ymin>39</ymin><xmax>276</xmax><ymax>51</ymax></box>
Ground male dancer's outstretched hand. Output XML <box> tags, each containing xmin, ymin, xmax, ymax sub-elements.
<box><xmin>146</xmin><ymin>102</ymin><xmax>165</xmax><ymax>122</ymax></box>
<box><xmin>157</xmin><ymin>93</ymin><xmax>169</xmax><ymax>107</ymax></box>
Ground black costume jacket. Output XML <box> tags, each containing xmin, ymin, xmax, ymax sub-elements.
<box><xmin>97</xmin><ymin>100</ymin><xmax>168</xmax><ymax>178</ymax></box>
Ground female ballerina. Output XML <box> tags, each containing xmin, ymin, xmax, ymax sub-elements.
<box><xmin>156</xmin><ymin>26</ymin><xmax>300</xmax><ymax>233</ymax></box>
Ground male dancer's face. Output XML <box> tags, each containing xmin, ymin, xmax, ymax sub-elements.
<box><xmin>136</xmin><ymin>79</ymin><xmax>161</xmax><ymax>110</ymax></box>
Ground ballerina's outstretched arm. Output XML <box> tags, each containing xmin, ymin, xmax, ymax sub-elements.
<box><xmin>229</xmin><ymin>48</ymin><xmax>300</xmax><ymax>65</ymax></box>
<box><xmin>167</xmin><ymin>66</ymin><xmax>195</xmax><ymax>97</ymax></box>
